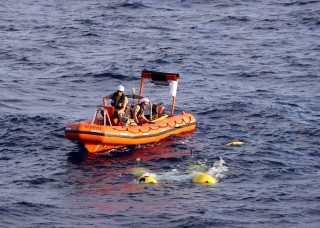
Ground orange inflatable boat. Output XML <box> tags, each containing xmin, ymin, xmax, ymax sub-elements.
<box><xmin>65</xmin><ymin>70</ymin><xmax>196</xmax><ymax>153</ymax></box>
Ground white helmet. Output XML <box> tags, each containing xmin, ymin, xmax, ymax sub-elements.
<box><xmin>117</xmin><ymin>85</ymin><xmax>124</xmax><ymax>92</ymax></box>
<box><xmin>141</xmin><ymin>97</ymin><xmax>150</xmax><ymax>103</ymax></box>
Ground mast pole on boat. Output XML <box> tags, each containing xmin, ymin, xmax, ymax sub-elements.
<box><xmin>139</xmin><ymin>77</ymin><xmax>145</xmax><ymax>102</ymax></box>
<box><xmin>171</xmin><ymin>96</ymin><xmax>176</xmax><ymax>116</ymax></box>
<box><xmin>169</xmin><ymin>79</ymin><xmax>178</xmax><ymax>116</ymax></box>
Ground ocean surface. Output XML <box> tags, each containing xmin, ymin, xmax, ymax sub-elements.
<box><xmin>1</xmin><ymin>0</ymin><xmax>320</xmax><ymax>227</ymax></box>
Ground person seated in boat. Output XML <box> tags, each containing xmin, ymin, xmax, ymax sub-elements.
<box><xmin>131</xmin><ymin>97</ymin><xmax>150</xmax><ymax>125</ymax></box>
<box><xmin>103</xmin><ymin>85</ymin><xmax>128</xmax><ymax>124</ymax></box>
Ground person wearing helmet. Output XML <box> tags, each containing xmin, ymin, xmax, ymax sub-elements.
<box><xmin>131</xmin><ymin>97</ymin><xmax>150</xmax><ymax>125</ymax></box>
<box><xmin>103</xmin><ymin>85</ymin><xmax>128</xmax><ymax>123</ymax></box>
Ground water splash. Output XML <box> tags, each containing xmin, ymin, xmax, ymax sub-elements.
<box><xmin>207</xmin><ymin>157</ymin><xmax>228</xmax><ymax>180</ymax></box>
<box><xmin>135</xmin><ymin>157</ymin><xmax>228</xmax><ymax>184</ymax></box>
<box><xmin>156</xmin><ymin>169</ymin><xmax>191</xmax><ymax>183</ymax></box>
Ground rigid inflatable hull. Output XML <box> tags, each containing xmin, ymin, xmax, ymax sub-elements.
<box><xmin>65</xmin><ymin>112</ymin><xmax>196</xmax><ymax>153</ymax></box>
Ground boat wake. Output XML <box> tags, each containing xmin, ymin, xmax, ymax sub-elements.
<box><xmin>133</xmin><ymin>157</ymin><xmax>228</xmax><ymax>184</ymax></box>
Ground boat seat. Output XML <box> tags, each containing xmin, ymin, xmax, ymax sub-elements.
<box><xmin>103</xmin><ymin>106</ymin><xmax>114</xmax><ymax>117</ymax></box>
<box><xmin>102</xmin><ymin>106</ymin><xmax>119</xmax><ymax>126</ymax></box>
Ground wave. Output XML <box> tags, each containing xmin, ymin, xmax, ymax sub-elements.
<box><xmin>118</xmin><ymin>2</ymin><xmax>147</xmax><ymax>9</ymax></box>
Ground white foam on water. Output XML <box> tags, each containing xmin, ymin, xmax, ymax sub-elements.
<box><xmin>207</xmin><ymin>157</ymin><xmax>228</xmax><ymax>180</ymax></box>
<box><xmin>149</xmin><ymin>158</ymin><xmax>228</xmax><ymax>183</ymax></box>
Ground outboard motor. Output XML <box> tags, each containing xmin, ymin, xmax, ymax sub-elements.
<box><xmin>152</xmin><ymin>103</ymin><xmax>165</xmax><ymax>118</ymax></box>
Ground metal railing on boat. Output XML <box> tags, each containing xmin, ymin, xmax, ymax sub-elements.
<box><xmin>91</xmin><ymin>107</ymin><xmax>113</xmax><ymax>126</ymax></box>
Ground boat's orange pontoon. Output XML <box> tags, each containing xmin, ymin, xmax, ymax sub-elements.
<box><xmin>65</xmin><ymin>70</ymin><xmax>196</xmax><ymax>153</ymax></box>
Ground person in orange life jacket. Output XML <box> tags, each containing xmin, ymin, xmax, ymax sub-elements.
<box><xmin>131</xmin><ymin>97</ymin><xmax>150</xmax><ymax>125</ymax></box>
<box><xmin>103</xmin><ymin>85</ymin><xmax>128</xmax><ymax>121</ymax></box>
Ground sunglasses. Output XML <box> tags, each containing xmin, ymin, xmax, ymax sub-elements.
<box><xmin>117</xmin><ymin>90</ymin><xmax>123</xmax><ymax>93</ymax></box>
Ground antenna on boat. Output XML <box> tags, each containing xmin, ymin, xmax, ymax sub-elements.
<box><xmin>132</xmin><ymin>87</ymin><xmax>136</xmax><ymax>101</ymax></box>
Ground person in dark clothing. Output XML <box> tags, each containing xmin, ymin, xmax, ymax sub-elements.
<box><xmin>131</xmin><ymin>97</ymin><xmax>150</xmax><ymax>125</ymax></box>
<box><xmin>103</xmin><ymin>85</ymin><xmax>128</xmax><ymax>123</ymax></box>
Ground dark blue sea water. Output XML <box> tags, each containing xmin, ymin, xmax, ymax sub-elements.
<box><xmin>1</xmin><ymin>0</ymin><xmax>320</xmax><ymax>227</ymax></box>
